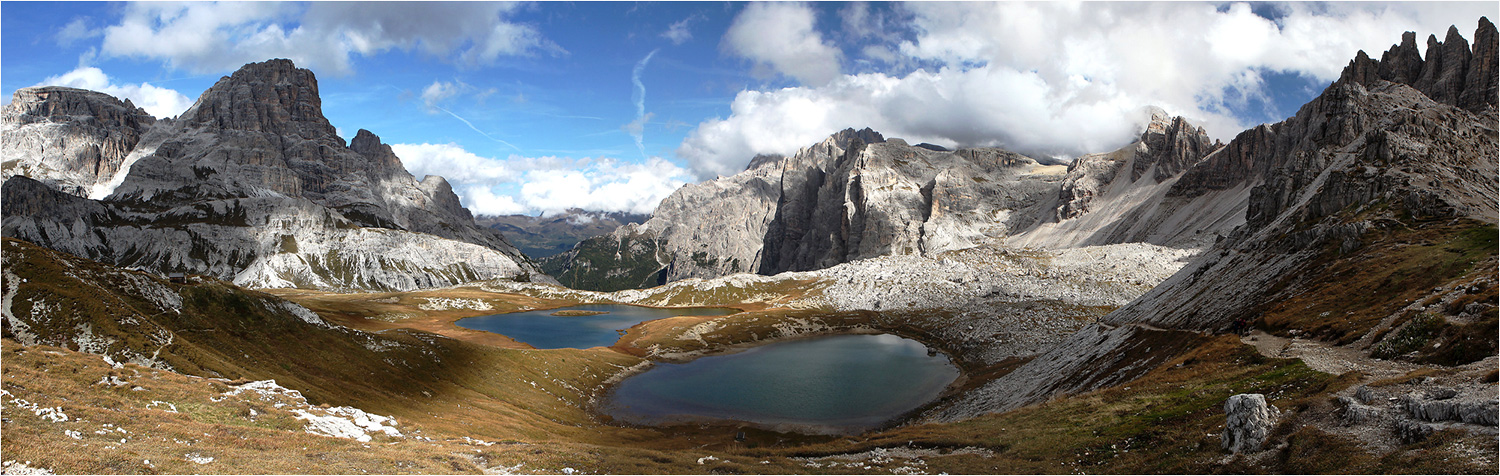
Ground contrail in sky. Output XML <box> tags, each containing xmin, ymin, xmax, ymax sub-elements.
<box><xmin>436</xmin><ymin>105</ymin><xmax>521</xmax><ymax>152</ymax></box>
<box><xmin>629</xmin><ymin>48</ymin><xmax>660</xmax><ymax>159</ymax></box>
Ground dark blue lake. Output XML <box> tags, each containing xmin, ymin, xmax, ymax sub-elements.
<box><xmin>599</xmin><ymin>334</ymin><xmax>960</xmax><ymax>434</ymax></box>
<box><xmin>454</xmin><ymin>304</ymin><xmax>738</xmax><ymax>349</ymax></box>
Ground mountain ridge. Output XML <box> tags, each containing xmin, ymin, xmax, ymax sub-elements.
<box><xmin>2</xmin><ymin>59</ymin><xmax>549</xmax><ymax>291</ymax></box>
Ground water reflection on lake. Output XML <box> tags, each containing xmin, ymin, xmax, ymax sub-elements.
<box><xmin>600</xmin><ymin>334</ymin><xmax>959</xmax><ymax>434</ymax></box>
<box><xmin>455</xmin><ymin>304</ymin><xmax>737</xmax><ymax>349</ymax></box>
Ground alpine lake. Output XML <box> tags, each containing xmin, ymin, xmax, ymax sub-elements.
<box><xmin>457</xmin><ymin>305</ymin><xmax>960</xmax><ymax>434</ymax></box>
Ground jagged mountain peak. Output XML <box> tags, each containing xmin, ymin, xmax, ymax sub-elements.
<box><xmin>178</xmin><ymin>58</ymin><xmax>337</xmax><ymax>140</ymax></box>
<box><xmin>3</xmin><ymin>58</ymin><xmax>549</xmax><ymax>292</ymax></box>
<box><xmin>1339</xmin><ymin>18</ymin><xmax>1497</xmax><ymax>112</ymax></box>
<box><xmin>826</xmin><ymin>127</ymin><xmax>886</xmax><ymax>149</ymax></box>
<box><xmin>1131</xmin><ymin>109</ymin><xmax>1218</xmax><ymax>183</ymax></box>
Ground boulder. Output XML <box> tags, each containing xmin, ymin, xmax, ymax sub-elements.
<box><xmin>1222</xmin><ymin>394</ymin><xmax>1275</xmax><ymax>453</ymax></box>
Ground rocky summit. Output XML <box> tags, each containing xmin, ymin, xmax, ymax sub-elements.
<box><xmin>1</xmin><ymin>86</ymin><xmax>156</xmax><ymax>198</ymax></box>
<box><xmin>1</xmin><ymin>59</ymin><xmax>547</xmax><ymax>292</ymax></box>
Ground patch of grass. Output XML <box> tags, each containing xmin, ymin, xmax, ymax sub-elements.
<box><xmin>1259</xmin><ymin>220</ymin><xmax>1498</xmax><ymax>344</ymax></box>
<box><xmin>1371</xmin><ymin>313</ymin><xmax>1446</xmax><ymax>359</ymax></box>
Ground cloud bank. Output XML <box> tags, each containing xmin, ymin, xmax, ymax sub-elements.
<box><xmin>95</xmin><ymin>1</ymin><xmax>563</xmax><ymax>75</ymax></box>
<box><xmin>680</xmin><ymin>1</ymin><xmax>1496</xmax><ymax>179</ymax></box>
<box><xmin>390</xmin><ymin>142</ymin><xmax>690</xmax><ymax>216</ymax></box>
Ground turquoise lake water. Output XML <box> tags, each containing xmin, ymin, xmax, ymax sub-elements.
<box><xmin>599</xmin><ymin>333</ymin><xmax>960</xmax><ymax>434</ymax></box>
<box><xmin>454</xmin><ymin>304</ymin><xmax>737</xmax><ymax>349</ymax></box>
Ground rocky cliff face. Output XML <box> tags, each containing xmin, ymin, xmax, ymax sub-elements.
<box><xmin>1006</xmin><ymin>110</ymin><xmax>1240</xmax><ymax>250</ymax></box>
<box><xmin>2</xmin><ymin>59</ymin><xmax>546</xmax><ymax>291</ymax></box>
<box><xmin>1</xmin><ymin>87</ymin><xmax>156</xmax><ymax>197</ymax></box>
<box><xmin>549</xmin><ymin>128</ymin><xmax>1064</xmax><ymax>291</ymax></box>
<box><xmin>1104</xmin><ymin>19</ymin><xmax>1498</xmax><ymax>337</ymax></box>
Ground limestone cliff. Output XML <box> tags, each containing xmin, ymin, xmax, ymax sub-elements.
<box><xmin>1</xmin><ymin>87</ymin><xmax>156</xmax><ymax>197</ymax></box>
<box><xmin>2</xmin><ymin>59</ymin><xmax>546</xmax><ymax>291</ymax></box>
<box><xmin>549</xmin><ymin>129</ymin><xmax>1064</xmax><ymax>291</ymax></box>
<box><xmin>1107</xmin><ymin>19</ymin><xmax>1498</xmax><ymax>333</ymax></box>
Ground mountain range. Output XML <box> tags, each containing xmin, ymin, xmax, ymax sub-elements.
<box><xmin>475</xmin><ymin>209</ymin><xmax>649</xmax><ymax>259</ymax></box>
<box><xmin>0</xmin><ymin>17</ymin><xmax>1495</xmax><ymax>475</ymax></box>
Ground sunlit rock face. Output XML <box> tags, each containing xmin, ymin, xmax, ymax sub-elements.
<box><xmin>2</xmin><ymin>59</ymin><xmax>547</xmax><ymax>292</ymax></box>
<box><xmin>550</xmin><ymin>127</ymin><xmax>1077</xmax><ymax>291</ymax></box>
<box><xmin>2</xmin><ymin>86</ymin><xmax>156</xmax><ymax>198</ymax></box>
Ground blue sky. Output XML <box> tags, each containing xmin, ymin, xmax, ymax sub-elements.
<box><xmin>3</xmin><ymin>1</ymin><xmax>1494</xmax><ymax>216</ymax></box>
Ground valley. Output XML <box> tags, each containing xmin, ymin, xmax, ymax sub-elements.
<box><xmin>3</xmin><ymin>14</ymin><xmax>1498</xmax><ymax>476</ymax></box>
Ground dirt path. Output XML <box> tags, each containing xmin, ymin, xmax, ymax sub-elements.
<box><xmin>1241</xmin><ymin>330</ymin><xmax>1425</xmax><ymax>380</ymax></box>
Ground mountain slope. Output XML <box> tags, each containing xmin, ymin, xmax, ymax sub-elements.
<box><xmin>930</xmin><ymin>19</ymin><xmax>1499</xmax><ymax>423</ymax></box>
<box><xmin>1</xmin><ymin>59</ymin><xmax>548</xmax><ymax>291</ymax></box>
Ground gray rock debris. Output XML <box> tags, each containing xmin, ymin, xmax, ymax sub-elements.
<box><xmin>1395</xmin><ymin>419</ymin><xmax>1436</xmax><ymax>443</ymax></box>
<box><xmin>1400</xmin><ymin>392</ymin><xmax>1499</xmax><ymax>426</ymax></box>
<box><xmin>1222</xmin><ymin>393</ymin><xmax>1276</xmax><ymax>454</ymax></box>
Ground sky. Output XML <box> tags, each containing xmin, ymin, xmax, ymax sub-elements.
<box><xmin>2</xmin><ymin>1</ymin><xmax>1495</xmax><ymax>217</ymax></box>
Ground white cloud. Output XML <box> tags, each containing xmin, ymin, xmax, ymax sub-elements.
<box><xmin>390</xmin><ymin>142</ymin><xmax>689</xmax><ymax>216</ymax></box>
<box><xmin>723</xmin><ymin>2</ymin><xmax>842</xmax><ymax>86</ymax></box>
<box><xmin>676</xmin><ymin>69</ymin><xmax>1153</xmax><ymax>179</ymax></box>
<box><xmin>680</xmin><ymin>1</ymin><xmax>1497</xmax><ymax>178</ymax></box>
<box><xmin>96</xmin><ymin>2</ymin><xmax>563</xmax><ymax>75</ymax></box>
<box><xmin>458</xmin><ymin>185</ymin><xmax>529</xmax><ymax>216</ymax></box>
<box><xmin>37</xmin><ymin>66</ymin><xmax>194</xmax><ymax>119</ymax></box>
<box><xmin>517</xmin><ymin>157</ymin><xmax>690</xmax><ymax>215</ymax></box>
<box><xmin>56</xmin><ymin>17</ymin><xmax>98</xmax><ymax>45</ymax></box>
<box><xmin>390</xmin><ymin>142</ymin><xmax>519</xmax><ymax>184</ymax></box>
<box><xmin>662</xmin><ymin>17</ymin><xmax>695</xmax><ymax>45</ymax></box>
<box><xmin>420</xmin><ymin>80</ymin><xmax>466</xmax><ymax>111</ymax></box>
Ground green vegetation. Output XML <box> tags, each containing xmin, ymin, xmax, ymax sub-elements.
<box><xmin>1372</xmin><ymin>313</ymin><xmax>1445</xmax><ymax>359</ymax></box>
<box><xmin>1259</xmin><ymin>219</ymin><xmax>1498</xmax><ymax>351</ymax></box>
<box><xmin>543</xmin><ymin>233</ymin><xmax>667</xmax><ymax>292</ymax></box>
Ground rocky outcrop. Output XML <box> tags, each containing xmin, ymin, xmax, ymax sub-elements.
<box><xmin>1132</xmin><ymin>108</ymin><xmax>1218</xmax><ymax>183</ymax></box>
<box><xmin>553</xmin><ymin>128</ymin><xmax>1065</xmax><ymax>290</ymax></box>
<box><xmin>1343</xmin><ymin>18</ymin><xmax>1498</xmax><ymax>113</ymax></box>
<box><xmin>2</xmin><ymin>59</ymin><xmax>546</xmax><ymax>291</ymax></box>
<box><xmin>1461</xmin><ymin>18</ymin><xmax>1499</xmax><ymax>112</ymax></box>
<box><xmin>1222</xmin><ymin>394</ymin><xmax>1276</xmax><ymax>453</ymax></box>
<box><xmin>1</xmin><ymin>87</ymin><xmax>156</xmax><ymax>197</ymax></box>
